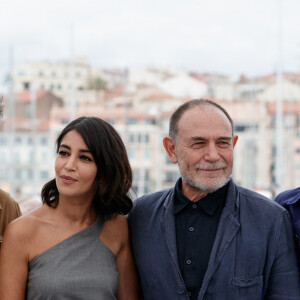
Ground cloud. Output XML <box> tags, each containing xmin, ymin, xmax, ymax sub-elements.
<box><xmin>0</xmin><ymin>0</ymin><xmax>299</xmax><ymax>83</ymax></box>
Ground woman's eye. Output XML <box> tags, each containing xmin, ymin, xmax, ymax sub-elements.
<box><xmin>80</xmin><ymin>155</ymin><xmax>92</xmax><ymax>162</ymax></box>
<box><xmin>58</xmin><ymin>151</ymin><xmax>69</xmax><ymax>157</ymax></box>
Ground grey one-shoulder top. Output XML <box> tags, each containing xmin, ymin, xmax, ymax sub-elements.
<box><xmin>26</xmin><ymin>216</ymin><xmax>118</xmax><ymax>299</ymax></box>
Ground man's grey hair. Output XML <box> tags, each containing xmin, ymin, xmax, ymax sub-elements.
<box><xmin>169</xmin><ymin>98</ymin><xmax>234</xmax><ymax>140</ymax></box>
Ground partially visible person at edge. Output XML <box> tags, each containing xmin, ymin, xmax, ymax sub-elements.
<box><xmin>0</xmin><ymin>116</ymin><xmax>140</xmax><ymax>299</ymax></box>
<box><xmin>275</xmin><ymin>187</ymin><xmax>300</xmax><ymax>253</ymax></box>
<box><xmin>128</xmin><ymin>99</ymin><xmax>300</xmax><ymax>300</ymax></box>
<box><xmin>0</xmin><ymin>96</ymin><xmax>21</xmax><ymax>246</ymax></box>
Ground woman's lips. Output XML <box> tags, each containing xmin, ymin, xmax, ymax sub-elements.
<box><xmin>61</xmin><ymin>175</ymin><xmax>77</xmax><ymax>184</ymax></box>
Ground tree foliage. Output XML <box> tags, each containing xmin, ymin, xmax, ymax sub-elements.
<box><xmin>88</xmin><ymin>77</ymin><xmax>107</xmax><ymax>91</ymax></box>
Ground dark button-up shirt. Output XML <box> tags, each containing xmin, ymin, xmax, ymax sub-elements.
<box><xmin>174</xmin><ymin>179</ymin><xmax>228</xmax><ymax>300</ymax></box>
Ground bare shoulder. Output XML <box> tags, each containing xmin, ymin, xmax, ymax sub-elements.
<box><xmin>100</xmin><ymin>214</ymin><xmax>129</xmax><ymax>255</ymax></box>
<box><xmin>3</xmin><ymin>206</ymin><xmax>46</xmax><ymax>244</ymax></box>
<box><xmin>107</xmin><ymin>214</ymin><xmax>128</xmax><ymax>226</ymax></box>
<box><xmin>105</xmin><ymin>214</ymin><xmax>129</xmax><ymax>235</ymax></box>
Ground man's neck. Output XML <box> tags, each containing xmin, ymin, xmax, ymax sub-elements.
<box><xmin>181</xmin><ymin>182</ymin><xmax>208</xmax><ymax>202</ymax></box>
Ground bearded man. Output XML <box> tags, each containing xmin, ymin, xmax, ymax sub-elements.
<box><xmin>128</xmin><ymin>99</ymin><xmax>300</xmax><ymax>300</ymax></box>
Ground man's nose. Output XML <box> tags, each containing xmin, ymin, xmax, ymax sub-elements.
<box><xmin>204</xmin><ymin>143</ymin><xmax>220</xmax><ymax>162</ymax></box>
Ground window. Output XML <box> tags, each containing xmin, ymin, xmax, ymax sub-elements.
<box><xmin>127</xmin><ymin>148</ymin><xmax>135</xmax><ymax>160</ymax></box>
<box><xmin>127</xmin><ymin>118</ymin><xmax>138</xmax><ymax>125</ymax></box>
<box><xmin>15</xmin><ymin>168</ymin><xmax>21</xmax><ymax>179</ymax></box>
<box><xmin>165</xmin><ymin>154</ymin><xmax>173</xmax><ymax>164</ymax></box>
<box><xmin>0</xmin><ymin>137</ymin><xmax>6</xmax><ymax>145</ymax></box>
<box><xmin>0</xmin><ymin>168</ymin><xmax>7</xmax><ymax>180</ymax></box>
<box><xmin>144</xmin><ymin>149</ymin><xmax>150</xmax><ymax>160</ymax></box>
<box><xmin>165</xmin><ymin>171</ymin><xmax>179</xmax><ymax>183</ymax></box>
<box><xmin>144</xmin><ymin>169</ymin><xmax>150</xmax><ymax>181</ymax></box>
<box><xmin>297</xmin><ymin>116</ymin><xmax>300</xmax><ymax>127</ymax></box>
<box><xmin>25</xmin><ymin>105</ymin><xmax>31</xmax><ymax>118</ymax></box>
<box><xmin>162</xmin><ymin>118</ymin><xmax>169</xmax><ymax>130</ymax></box>
<box><xmin>23</xmin><ymin>82</ymin><xmax>30</xmax><ymax>89</ymax></box>
<box><xmin>29</xmin><ymin>151</ymin><xmax>34</xmax><ymax>164</ymax></box>
<box><xmin>143</xmin><ymin>133</ymin><xmax>149</xmax><ymax>143</ymax></box>
<box><xmin>129</xmin><ymin>133</ymin><xmax>149</xmax><ymax>144</ymax></box>
<box><xmin>41</xmin><ymin>151</ymin><xmax>48</xmax><ymax>161</ymax></box>
<box><xmin>129</xmin><ymin>134</ymin><xmax>135</xmax><ymax>143</ymax></box>
<box><xmin>145</xmin><ymin>119</ymin><xmax>155</xmax><ymax>125</ymax></box>
<box><xmin>105</xmin><ymin>119</ymin><xmax>115</xmax><ymax>125</ymax></box>
<box><xmin>27</xmin><ymin>169</ymin><xmax>33</xmax><ymax>180</ymax></box>
<box><xmin>138</xmin><ymin>133</ymin><xmax>149</xmax><ymax>144</ymax></box>
<box><xmin>40</xmin><ymin>137</ymin><xmax>48</xmax><ymax>145</ymax></box>
<box><xmin>40</xmin><ymin>170</ymin><xmax>49</xmax><ymax>180</ymax></box>
<box><xmin>61</xmin><ymin>119</ymin><xmax>69</xmax><ymax>124</ymax></box>
<box><xmin>234</xmin><ymin>123</ymin><xmax>258</xmax><ymax>133</ymax></box>
<box><xmin>18</xmin><ymin>71</ymin><xmax>26</xmax><ymax>76</ymax></box>
<box><xmin>15</xmin><ymin>137</ymin><xmax>22</xmax><ymax>145</ymax></box>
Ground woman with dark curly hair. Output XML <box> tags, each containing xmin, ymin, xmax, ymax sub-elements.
<box><xmin>0</xmin><ymin>116</ymin><xmax>140</xmax><ymax>299</ymax></box>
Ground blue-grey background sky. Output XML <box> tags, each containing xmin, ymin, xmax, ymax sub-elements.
<box><xmin>1</xmin><ymin>0</ymin><xmax>300</xmax><ymax>86</ymax></box>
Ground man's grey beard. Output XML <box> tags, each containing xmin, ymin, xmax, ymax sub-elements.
<box><xmin>181</xmin><ymin>173</ymin><xmax>231</xmax><ymax>194</ymax></box>
<box><xmin>179</xmin><ymin>161</ymin><xmax>231</xmax><ymax>194</ymax></box>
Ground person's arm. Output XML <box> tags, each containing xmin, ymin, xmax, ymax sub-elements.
<box><xmin>115</xmin><ymin>216</ymin><xmax>142</xmax><ymax>300</ymax></box>
<box><xmin>266</xmin><ymin>211</ymin><xmax>300</xmax><ymax>298</ymax></box>
<box><xmin>0</xmin><ymin>220</ymin><xmax>28</xmax><ymax>300</ymax></box>
<box><xmin>0</xmin><ymin>193</ymin><xmax>22</xmax><ymax>239</ymax></box>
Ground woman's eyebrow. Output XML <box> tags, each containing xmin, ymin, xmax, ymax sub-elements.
<box><xmin>59</xmin><ymin>144</ymin><xmax>91</xmax><ymax>153</ymax></box>
<box><xmin>59</xmin><ymin>144</ymin><xmax>70</xmax><ymax>150</ymax></box>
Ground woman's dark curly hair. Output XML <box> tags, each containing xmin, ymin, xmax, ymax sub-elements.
<box><xmin>41</xmin><ymin>116</ymin><xmax>133</xmax><ymax>218</ymax></box>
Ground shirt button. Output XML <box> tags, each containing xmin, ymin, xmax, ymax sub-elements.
<box><xmin>177</xmin><ymin>285</ymin><xmax>185</xmax><ymax>294</ymax></box>
<box><xmin>192</xmin><ymin>204</ymin><xmax>197</xmax><ymax>208</ymax></box>
<box><xmin>187</xmin><ymin>291</ymin><xmax>192</xmax><ymax>297</ymax></box>
<box><xmin>189</xmin><ymin>226</ymin><xmax>194</xmax><ymax>232</ymax></box>
<box><xmin>186</xmin><ymin>259</ymin><xmax>192</xmax><ymax>265</ymax></box>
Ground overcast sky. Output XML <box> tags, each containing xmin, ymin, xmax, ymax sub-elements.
<box><xmin>1</xmin><ymin>0</ymin><xmax>300</xmax><ymax>88</ymax></box>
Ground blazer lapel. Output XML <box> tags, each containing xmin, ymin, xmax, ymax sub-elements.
<box><xmin>198</xmin><ymin>180</ymin><xmax>241</xmax><ymax>299</ymax></box>
<box><xmin>162</xmin><ymin>189</ymin><xmax>184</xmax><ymax>279</ymax></box>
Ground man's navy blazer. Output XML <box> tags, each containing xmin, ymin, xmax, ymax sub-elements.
<box><xmin>128</xmin><ymin>179</ymin><xmax>300</xmax><ymax>300</ymax></box>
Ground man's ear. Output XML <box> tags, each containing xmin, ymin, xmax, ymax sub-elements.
<box><xmin>163</xmin><ymin>136</ymin><xmax>178</xmax><ymax>164</ymax></box>
<box><xmin>233</xmin><ymin>135</ymin><xmax>238</xmax><ymax>148</ymax></box>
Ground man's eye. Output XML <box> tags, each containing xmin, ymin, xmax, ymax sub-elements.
<box><xmin>218</xmin><ymin>141</ymin><xmax>230</xmax><ymax>146</ymax></box>
<box><xmin>192</xmin><ymin>142</ymin><xmax>205</xmax><ymax>147</ymax></box>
